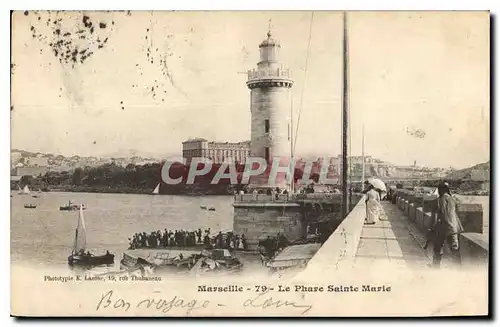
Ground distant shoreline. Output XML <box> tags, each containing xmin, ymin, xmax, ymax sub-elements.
<box><xmin>40</xmin><ymin>185</ymin><xmax>235</xmax><ymax>196</ymax></box>
<box><xmin>11</xmin><ymin>183</ymin><xmax>489</xmax><ymax>197</ymax></box>
<box><xmin>16</xmin><ymin>185</ymin><xmax>489</xmax><ymax>197</ymax></box>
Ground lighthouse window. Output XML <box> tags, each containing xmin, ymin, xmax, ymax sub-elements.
<box><xmin>265</xmin><ymin>147</ymin><xmax>270</xmax><ymax>163</ymax></box>
<box><xmin>265</xmin><ymin>119</ymin><xmax>270</xmax><ymax>133</ymax></box>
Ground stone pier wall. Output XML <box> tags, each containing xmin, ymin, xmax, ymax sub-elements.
<box><xmin>233</xmin><ymin>202</ymin><xmax>302</xmax><ymax>250</ymax></box>
<box><xmin>459</xmin><ymin>233</ymin><xmax>489</xmax><ymax>266</ymax></box>
<box><xmin>295</xmin><ymin>196</ymin><xmax>367</xmax><ymax>278</ymax></box>
<box><xmin>232</xmin><ymin>193</ymin><xmax>366</xmax><ymax>251</ymax></box>
<box><xmin>393</xmin><ymin>189</ymin><xmax>489</xmax><ymax>265</ymax></box>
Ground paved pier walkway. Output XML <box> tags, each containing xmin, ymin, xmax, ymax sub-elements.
<box><xmin>354</xmin><ymin>202</ymin><xmax>431</xmax><ymax>269</ymax></box>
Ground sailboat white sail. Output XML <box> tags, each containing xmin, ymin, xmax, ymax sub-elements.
<box><xmin>19</xmin><ymin>185</ymin><xmax>30</xmax><ymax>194</ymax></box>
<box><xmin>152</xmin><ymin>183</ymin><xmax>160</xmax><ymax>195</ymax></box>
<box><xmin>72</xmin><ymin>206</ymin><xmax>87</xmax><ymax>255</ymax></box>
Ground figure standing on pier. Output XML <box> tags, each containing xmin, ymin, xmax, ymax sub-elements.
<box><xmin>365</xmin><ymin>184</ymin><xmax>380</xmax><ymax>225</ymax></box>
<box><xmin>431</xmin><ymin>182</ymin><xmax>464</xmax><ymax>268</ymax></box>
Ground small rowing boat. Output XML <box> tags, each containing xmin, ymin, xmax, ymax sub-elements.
<box><xmin>60</xmin><ymin>201</ymin><xmax>86</xmax><ymax>211</ymax></box>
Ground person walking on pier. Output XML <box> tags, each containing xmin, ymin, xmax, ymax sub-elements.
<box><xmin>365</xmin><ymin>184</ymin><xmax>380</xmax><ymax>225</ymax></box>
<box><xmin>252</xmin><ymin>188</ymin><xmax>258</xmax><ymax>200</ymax></box>
<box><xmin>431</xmin><ymin>182</ymin><xmax>463</xmax><ymax>268</ymax></box>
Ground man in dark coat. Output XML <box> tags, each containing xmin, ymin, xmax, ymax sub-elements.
<box><xmin>431</xmin><ymin>182</ymin><xmax>464</xmax><ymax>268</ymax></box>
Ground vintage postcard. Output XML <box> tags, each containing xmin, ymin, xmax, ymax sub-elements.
<box><xmin>10</xmin><ymin>10</ymin><xmax>490</xmax><ymax>317</ymax></box>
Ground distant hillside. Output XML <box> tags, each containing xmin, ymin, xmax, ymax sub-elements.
<box><xmin>11</xmin><ymin>149</ymin><xmax>51</xmax><ymax>158</ymax></box>
<box><xmin>446</xmin><ymin>161</ymin><xmax>490</xmax><ymax>180</ymax></box>
<box><xmin>97</xmin><ymin>149</ymin><xmax>166</xmax><ymax>160</ymax></box>
<box><xmin>10</xmin><ymin>148</ymin><xmax>162</xmax><ymax>171</ymax></box>
<box><xmin>11</xmin><ymin>148</ymin><xmax>165</xmax><ymax>160</ymax></box>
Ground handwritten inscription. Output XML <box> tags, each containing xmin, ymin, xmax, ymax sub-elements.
<box><xmin>96</xmin><ymin>290</ymin><xmax>210</xmax><ymax>315</ymax></box>
<box><xmin>96</xmin><ymin>290</ymin><xmax>131</xmax><ymax>312</ymax></box>
<box><xmin>243</xmin><ymin>289</ymin><xmax>313</xmax><ymax>315</ymax></box>
<box><xmin>96</xmin><ymin>289</ymin><xmax>313</xmax><ymax>315</ymax></box>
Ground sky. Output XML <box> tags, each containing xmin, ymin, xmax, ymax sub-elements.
<box><xmin>11</xmin><ymin>11</ymin><xmax>490</xmax><ymax>169</ymax></box>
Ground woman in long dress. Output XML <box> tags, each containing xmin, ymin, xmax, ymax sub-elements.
<box><xmin>365</xmin><ymin>184</ymin><xmax>381</xmax><ymax>225</ymax></box>
<box><xmin>377</xmin><ymin>190</ymin><xmax>388</xmax><ymax>221</ymax></box>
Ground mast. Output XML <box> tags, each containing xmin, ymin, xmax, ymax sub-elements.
<box><xmin>341</xmin><ymin>12</ymin><xmax>350</xmax><ymax>218</ymax></box>
<box><xmin>290</xmin><ymin>92</ymin><xmax>294</xmax><ymax>194</ymax></box>
<box><xmin>361</xmin><ymin>124</ymin><xmax>365</xmax><ymax>191</ymax></box>
<box><xmin>291</xmin><ymin>12</ymin><xmax>314</xmax><ymax>194</ymax></box>
<box><xmin>72</xmin><ymin>229</ymin><xmax>78</xmax><ymax>255</ymax></box>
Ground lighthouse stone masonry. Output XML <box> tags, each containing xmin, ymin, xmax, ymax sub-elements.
<box><xmin>247</xmin><ymin>30</ymin><xmax>294</xmax><ymax>189</ymax></box>
<box><xmin>233</xmin><ymin>30</ymin><xmax>303</xmax><ymax>249</ymax></box>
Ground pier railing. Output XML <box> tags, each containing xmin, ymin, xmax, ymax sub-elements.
<box><xmin>233</xmin><ymin>193</ymin><xmax>343</xmax><ymax>203</ymax></box>
<box><xmin>393</xmin><ymin>189</ymin><xmax>488</xmax><ymax>264</ymax></box>
<box><xmin>234</xmin><ymin>194</ymin><xmax>292</xmax><ymax>203</ymax></box>
<box><xmin>293</xmin><ymin>193</ymin><xmax>340</xmax><ymax>200</ymax></box>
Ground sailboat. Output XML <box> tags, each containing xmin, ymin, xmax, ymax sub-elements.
<box><xmin>67</xmin><ymin>205</ymin><xmax>114</xmax><ymax>266</ymax></box>
<box><xmin>152</xmin><ymin>183</ymin><xmax>160</xmax><ymax>195</ymax></box>
<box><xmin>18</xmin><ymin>185</ymin><xmax>30</xmax><ymax>195</ymax></box>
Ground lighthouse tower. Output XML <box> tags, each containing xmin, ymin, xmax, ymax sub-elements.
<box><xmin>246</xmin><ymin>28</ymin><xmax>294</xmax><ymax>188</ymax></box>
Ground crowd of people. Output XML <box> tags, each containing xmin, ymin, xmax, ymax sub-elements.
<box><xmin>211</xmin><ymin>231</ymin><xmax>248</xmax><ymax>250</ymax></box>
<box><xmin>235</xmin><ymin>185</ymin><xmax>348</xmax><ymax>200</ymax></box>
<box><xmin>128</xmin><ymin>228</ymin><xmax>248</xmax><ymax>251</ymax></box>
<box><xmin>235</xmin><ymin>186</ymin><xmax>290</xmax><ymax>198</ymax></box>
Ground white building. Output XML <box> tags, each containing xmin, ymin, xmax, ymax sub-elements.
<box><xmin>182</xmin><ymin>138</ymin><xmax>250</xmax><ymax>164</ymax></box>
